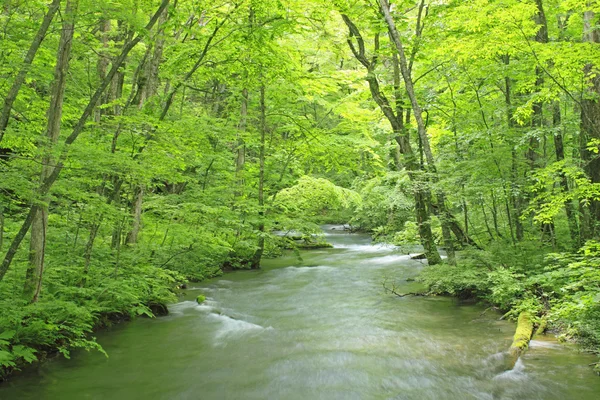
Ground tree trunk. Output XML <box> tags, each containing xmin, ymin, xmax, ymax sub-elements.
<box><xmin>251</xmin><ymin>85</ymin><xmax>266</xmax><ymax>269</ymax></box>
<box><xmin>94</xmin><ymin>18</ymin><xmax>111</xmax><ymax>122</ymax></box>
<box><xmin>415</xmin><ymin>190</ymin><xmax>442</xmax><ymax>264</ymax></box>
<box><xmin>380</xmin><ymin>0</ymin><xmax>463</xmax><ymax>260</ymax></box>
<box><xmin>138</xmin><ymin>6</ymin><xmax>168</xmax><ymax>107</ymax></box>
<box><xmin>126</xmin><ymin>186</ymin><xmax>144</xmax><ymax>244</ymax></box>
<box><xmin>341</xmin><ymin>13</ymin><xmax>442</xmax><ymax>265</ymax></box>
<box><xmin>0</xmin><ymin>205</ymin><xmax>4</xmax><ymax>250</ymax></box>
<box><xmin>507</xmin><ymin>311</ymin><xmax>534</xmax><ymax>369</ymax></box>
<box><xmin>580</xmin><ymin>10</ymin><xmax>600</xmax><ymax>237</ymax></box>
<box><xmin>235</xmin><ymin>88</ymin><xmax>248</xmax><ymax>195</ymax></box>
<box><xmin>0</xmin><ymin>0</ymin><xmax>61</xmax><ymax>142</ymax></box>
<box><xmin>503</xmin><ymin>55</ymin><xmax>524</xmax><ymax>241</ymax></box>
<box><xmin>553</xmin><ymin>102</ymin><xmax>581</xmax><ymax>246</ymax></box>
<box><xmin>24</xmin><ymin>0</ymin><xmax>77</xmax><ymax>302</ymax></box>
<box><xmin>81</xmin><ymin>221</ymin><xmax>101</xmax><ymax>286</ymax></box>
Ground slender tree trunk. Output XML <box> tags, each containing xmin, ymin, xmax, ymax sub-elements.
<box><xmin>0</xmin><ymin>0</ymin><xmax>61</xmax><ymax>142</ymax></box>
<box><xmin>0</xmin><ymin>205</ymin><xmax>4</xmax><ymax>250</ymax></box>
<box><xmin>24</xmin><ymin>0</ymin><xmax>77</xmax><ymax>302</ymax></box>
<box><xmin>532</xmin><ymin>0</ymin><xmax>557</xmax><ymax>242</ymax></box>
<box><xmin>531</xmin><ymin>0</ymin><xmax>548</xmax><ymax>161</ymax></box>
<box><xmin>415</xmin><ymin>190</ymin><xmax>441</xmax><ymax>264</ymax></box>
<box><xmin>380</xmin><ymin>0</ymin><xmax>460</xmax><ymax>261</ymax></box>
<box><xmin>126</xmin><ymin>186</ymin><xmax>143</xmax><ymax>244</ymax></box>
<box><xmin>480</xmin><ymin>196</ymin><xmax>495</xmax><ymax>241</ymax></box>
<box><xmin>81</xmin><ymin>220</ymin><xmax>101</xmax><ymax>286</ymax></box>
<box><xmin>440</xmin><ymin>200</ymin><xmax>456</xmax><ymax>264</ymax></box>
<box><xmin>580</xmin><ymin>10</ymin><xmax>600</xmax><ymax>237</ymax></box>
<box><xmin>503</xmin><ymin>55</ymin><xmax>524</xmax><ymax>241</ymax></box>
<box><xmin>490</xmin><ymin>190</ymin><xmax>502</xmax><ymax>238</ymax></box>
<box><xmin>553</xmin><ymin>102</ymin><xmax>581</xmax><ymax>246</ymax></box>
<box><xmin>235</xmin><ymin>88</ymin><xmax>248</xmax><ymax>195</ymax></box>
<box><xmin>341</xmin><ymin>12</ymin><xmax>442</xmax><ymax>264</ymax></box>
<box><xmin>346</xmin><ymin>14</ymin><xmax>440</xmax><ymax>259</ymax></box>
<box><xmin>94</xmin><ymin>18</ymin><xmax>111</xmax><ymax>122</ymax></box>
<box><xmin>251</xmin><ymin>85</ymin><xmax>267</xmax><ymax>269</ymax></box>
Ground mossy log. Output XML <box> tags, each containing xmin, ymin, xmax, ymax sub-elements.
<box><xmin>534</xmin><ymin>318</ymin><xmax>547</xmax><ymax>336</ymax></box>
<box><xmin>507</xmin><ymin>311</ymin><xmax>534</xmax><ymax>368</ymax></box>
<box><xmin>296</xmin><ymin>242</ymin><xmax>333</xmax><ymax>249</ymax></box>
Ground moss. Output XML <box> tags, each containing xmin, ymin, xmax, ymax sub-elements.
<box><xmin>296</xmin><ymin>242</ymin><xmax>333</xmax><ymax>249</ymax></box>
<box><xmin>196</xmin><ymin>295</ymin><xmax>206</xmax><ymax>304</ymax></box>
<box><xmin>510</xmin><ymin>312</ymin><xmax>534</xmax><ymax>356</ymax></box>
<box><xmin>534</xmin><ymin>318</ymin><xmax>547</xmax><ymax>336</ymax></box>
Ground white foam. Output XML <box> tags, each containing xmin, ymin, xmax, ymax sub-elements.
<box><xmin>168</xmin><ymin>301</ymin><xmax>199</xmax><ymax>315</ymax></box>
<box><xmin>493</xmin><ymin>358</ymin><xmax>526</xmax><ymax>382</ymax></box>
<box><xmin>367</xmin><ymin>254</ymin><xmax>411</xmax><ymax>264</ymax></box>
<box><xmin>283</xmin><ymin>265</ymin><xmax>335</xmax><ymax>272</ymax></box>
<box><xmin>529</xmin><ymin>340</ymin><xmax>561</xmax><ymax>349</ymax></box>
<box><xmin>334</xmin><ymin>243</ymin><xmax>394</xmax><ymax>252</ymax></box>
<box><xmin>209</xmin><ymin>313</ymin><xmax>272</xmax><ymax>341</ymax></box>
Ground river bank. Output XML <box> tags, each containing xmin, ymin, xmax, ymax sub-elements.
<box><xmin>1</xmin><ymin>225</ymin><xmax>599</xmax><ymax>399</ymax></box>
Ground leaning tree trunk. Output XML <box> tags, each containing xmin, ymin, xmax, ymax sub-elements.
<box><xmin>24</xmin><ymin>0</ymin><xmax>77</xmax><ymax>302</ymax></box>
<box><xmin>379</xmin><ymin>0</ymin><xmax>457</xmax><ymax>262</ymax></box>
<box><xmin>0</xmin><ymin>0</ymin><xmax>61</xmax><ymax>142</ymax></box>
<box><xmin>340</xmin><ymin>13</ymin><xmax>442</xmax><ymax>265</ymax></box>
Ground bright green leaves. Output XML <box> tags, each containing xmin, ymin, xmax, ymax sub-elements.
<box><xmin>275</xmin><ymin>176</ymin><xmax>361</xmax><ymax>218</ymax></box>
<box><xmin>526</xmin><ymin>161</ymin><xmax>600</xmax><ymax>224</ymax></box>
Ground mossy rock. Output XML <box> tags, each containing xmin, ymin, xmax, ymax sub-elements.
<box><xmin>196</xmin><ymin>295</ymin><xmax>206</xmax><ymax>304</ymax></box>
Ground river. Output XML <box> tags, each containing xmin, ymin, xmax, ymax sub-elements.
<box><xmin>1</xmin><ymin>225</ymin><xmax>599</xmax><ymax>399</ymax></box>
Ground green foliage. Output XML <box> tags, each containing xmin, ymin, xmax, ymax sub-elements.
<box><xmin>275</xmin><ymin>176</ymin><xmax>361</xmax><ymax>223</ymax></box>
<box><xmin>421</xmin><ymin>241</ymin><xmax>600</xmax><ymax>356</ymax></box>
<box><xmin>350</xmin><ymin>172</ymin><xmax>413</xmax><ymax>234</ymax></box>
<box><xmin>0</xmin><ymin>0</ymin><xmax>599</xmax><ymax>379</ymax></box>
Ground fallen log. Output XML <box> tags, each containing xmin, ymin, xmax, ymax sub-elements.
<box><xmin>507</xmin><ymin>311</ymin><xmax>534</xmax><ymax>369</ymax></box>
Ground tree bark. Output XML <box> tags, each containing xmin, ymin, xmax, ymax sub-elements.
<box><xmin>553</xmin><ymin>103</ymin><xmax>580</xmax><ymax>246</ymax></box>
<box><xmin>235</xmin><ymin>88</ymin><xmax>248</xmax><ymax>195</ymax></box>
<box><xmin>503</xmin><ymin>55</ymin><xmax>524</xmax><ymax>241</ymax></box>
<box><xmin>126</xmin><ymin>186</ymin><xmax>144</xmax><ymax>244</ymax></box>
<box><xmin>0</xmin><ymin>205</ymin><xmax>3</xmax><ymax>251</ymax></box>
<box><xmin>24</xmin><ymin>0</ymin><xmax>77</xmax><ymax>302</ymax></box>
<box><xmin>251</xmin><ymin>85</ymin><xmax>266</xmax><ymax>269</ymax></box>
<box><xmin>380</xmin><ymin>0</ymin><xmax>461</xmax><ymax>260</ymax></box>
<box><xmin>0</xmin><ymin>0</ymin><xmax>61</xmax><ymax>142</ymax></box>
<box><xmin>580</xmin><ymin>10</ymin><xmax>600</xmax><ymax>237</ymax></box>
<box><xmin>341</xmin><ymin>13</ymin><xmax>441</xmax><ymax>264</ymax></box>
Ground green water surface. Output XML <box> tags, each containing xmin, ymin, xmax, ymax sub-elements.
<box><xmin>1</xmin><ymin>226</ymin><xmax>599</xmax><ymax>399</ymax></box>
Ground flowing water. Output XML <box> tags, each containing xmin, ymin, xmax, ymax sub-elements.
<box><xmin>1</xmin><ymin>225</ymin><xmax>599</xmax><ymax>399</ymax></box>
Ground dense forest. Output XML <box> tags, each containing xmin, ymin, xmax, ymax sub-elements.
<box><xmin>0</xmin><ymin>0</ymin><xmax>599</xmax><ymax>380</ymax></box>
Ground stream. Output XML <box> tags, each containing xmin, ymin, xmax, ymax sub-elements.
<box><xmin>1</xmin><ymin>225</ymin><xmax>599</xmax><ymax>399</ymax></box>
